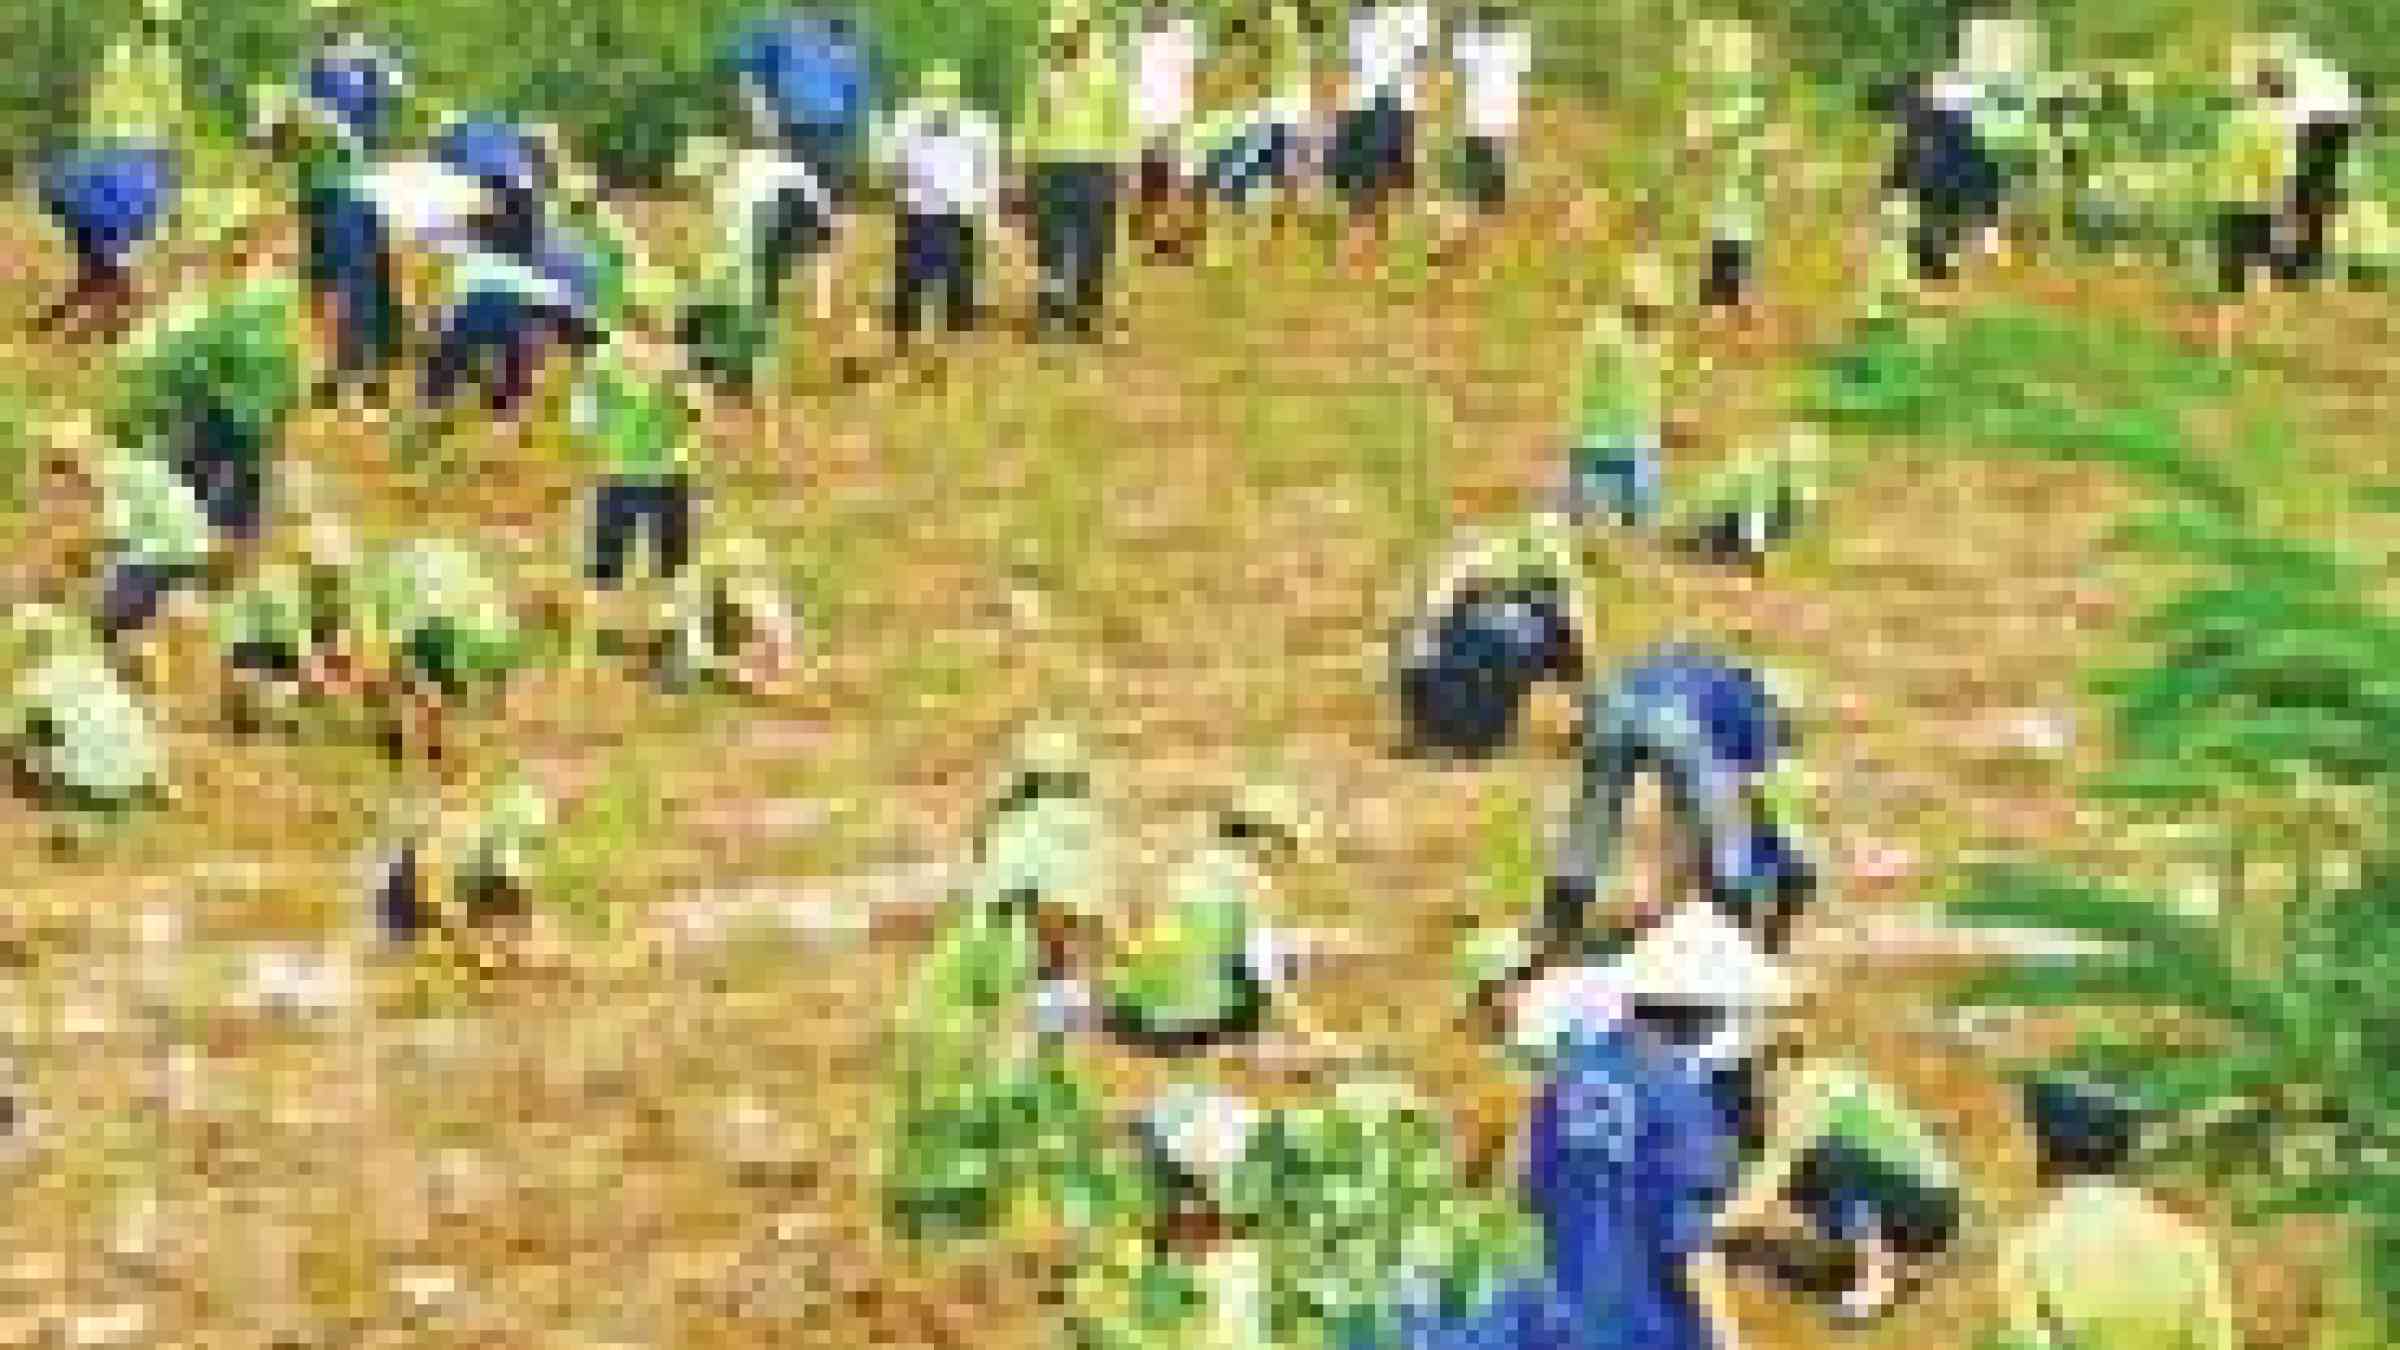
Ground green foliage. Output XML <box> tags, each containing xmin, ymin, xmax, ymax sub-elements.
<box><xmin>1220</xmin><ymin>1086</ymin><xmax>1539</xmax><ymax>1346</ymax></box>
<box><xmin>1807</xmin><ymin>308</ymin><xmax>2242</xmax><ymax>510</ymax></box>
<box><xmin>1947</xmin><ymin>462</ymin><xmax>2400</xmax><ymax>1334</ymax></box>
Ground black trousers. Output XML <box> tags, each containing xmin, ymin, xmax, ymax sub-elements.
<box><xmin>2281</xmin><ymin>117</ymin><xmax>2356</xmax><ymax>282</ymax></box>
<box><xmin>892</xmin><ymin>212</ymin><xmax>980</xmax><ymax>336</ymax></box>
<box><xmin>1029</xmin><ymin>161</ymin><xmax>1118</xmax><ymax>333</ymax></box>
<box><xmin>589</xmin><ymin>476</ymin><xmax>693</xmax><ymax>588</ymax></box>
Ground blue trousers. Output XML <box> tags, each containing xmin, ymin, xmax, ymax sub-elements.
<box><xmin>1567</xmin><ymin>438</ymin><xmax>1661</xmax><ymax>526</ymax></box>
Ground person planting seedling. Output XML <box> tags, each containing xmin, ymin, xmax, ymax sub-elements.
<box><xmin>213</xmin><ymin>502</ymin><xmax>364</xmax><ymax>737</ymax></box>
<box><xmin>1670</xmin><ymin>426</ymin><xmax>1829</xmax><ymax>573</ymax></box>
<box><xmin>884</xmin><ymin>732</ymin><xmax>1141</xmax><ymax>1243</ymax></box>
<box><xmin>353</xmin><ymin>535</ymin><xmax>526</xmax><ymax>764</ymax></box>
<box><xmin>109</xmin><ymin>229</ymin><xmax>307</xmax><ymax>556</ymax></box>
<box><xmin>4</xmin><ymin>603</ymin><xmax>168</xmax><ymax>819</ymax></box>
<box><xmin>36</xmin><ymin>0</ymin><xmax>189</xmax><ymax>340</ymax></box>
<box><xmin>1475</xmin><ymin>640</ymin><xmax>1815</xmax><ymax>1022</ymax></box>
<box><xmin>1101</xmin><ymin>844</ymin><xmax>1280</xmax><ymax>1053</ymax></box>
<box><xmin>1699</xmin><ymin>1016</ymin><xmax>1969</xmax><ymax>1328</ymax></box>
<box><xmin>1402</xmin><ymin>972</ymin><xmax>1746</xmax><ymax>1350</ymax></box>
<box><xmin>63</xmin><ymin>415</ymin><xmax>215</xmax><ymax>655</ymax></box>
<box><xmin>367</xmin><ymin>776</ymin><xmax>556</xmax><ymax>947</ymax></box>
<box><xmin>647</xmin><ymin>534</ymin><xmax>802</xmax><ymax>697</ymax></box>
<box><xmin>1393</xmin><ymin>513</ymin><xmax>1589</xmax><ymax>760</ymax></box>
<box><xmin>1990</xmin><ymin>1074</ymin><xmax>2235</xmax><ymax>1350</ymax></box>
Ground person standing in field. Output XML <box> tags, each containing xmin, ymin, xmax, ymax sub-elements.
<box><xmin>1016</xmin><ymin>0</ymin><xmax>1137</xmax><ymax>342</ymax></box>
<box><xmin>673</xmin><ymin>130</ymin><xmax>836</xmax><ymax>396</ymax></box>
<box><xmin>2275</xmin><ymin>36</ymin><xmax>2361</xmax><ymax>285</ymax></box>
<box><xmin>1993</xmin><ymin>1075</ymin><xmax>2236</xmax><ymax>1350</ymax></box>
<box><xmin>1131</xmin><ymin>2</ymin><xmax>1207</xmax><ymax>258</ymax></box>
<box><xmin>1434</xmin><ymin>1</ymin><xmax>1531</xmax><ymax>259</ymax></box>
<box><xmin>726</xmin><ymin>6</ymin><xmax>874</xmax><ymax>313</ymax></box>
<box><xmin>876</xmin><ymin>64</ymin><xmax>1003</xmax><ymax>361</ymax></box>
<box><xmin>1333</xmin><ymin>0</ymin><xmax>1435</xmax><ymax>265</ymax></box>
<box><xmin>290</xmin><ymin>0</ymin><xmax>410</xmax><ymax>400</ymax></box>
<box><xmin>1562</xmin><ymin>257</ymin><xmax>1674</xmax><ymax>528</ymax></box>
<box><xmin>569</xmin><ymin>327</ymin><xmax>707</xmax><ymax>659</ymax></box>
<box><xmin>1684</xmin><ymin>19</ymin><xmax>1771</xmax><ymax>318</ymax></box>
<box><xmin>2207</xmin><ymin>50</ymin><xmax>2297</xmax><ymax>356</ymax></box>
<box><xmin>37</xmin><ymin>0</ymin><xmax>188</xmax><ymax>339</ymax></box>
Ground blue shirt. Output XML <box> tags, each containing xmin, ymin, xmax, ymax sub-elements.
<box><xmin>730</xmin><ymin>14</ymin><xmax>871</xmax><ymax>134</ymax></box>
<box><xmin>1613</xmin><ymin>645</ymin><xmax>1785</xmax><ymax>777</ymax></box>
<box><xmin>1526</xmin><ymin>1031</ymin><xmax>1733</xmax><ymax>1350</ymax></box>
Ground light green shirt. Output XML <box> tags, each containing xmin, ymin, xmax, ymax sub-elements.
<box><xmin>2209</xmin><ymin>102</ymin><xmax>2296</xmax><ymax>208</ymax></box>
<box><xmin>1572</xmin><ymin>311</ymin><xmax>1665</xmax><ymax>449</ymax></box>
<box><xmin>12</xmin><ymin>650</ymin><xmax>164</xmax><ymax>803</ymax></box>
<box><xmin>1697</xmin><ymin>72</ymin><xmax>1770</xmax><ymax>242</ymax></box>
<box><xmin>1792</xmin><ymin>1063</ymin><xmax>1954</xmax><ymax>1185</ymax></box>
<box><xmin>1999</xmin><ymin>1180</ymin><xmax>2235</xmax><ymax>1350</ymax></box>
<box><xmin>214</xmin><ymin>564</ymin><xmax>308</xmax><ymax>652</ymax></box>
<box><xmin>87</xmin><ymin>36</ymin><xmax>186</xmax><ymax>145</ymax></box>
<box><xmin>361</xmin><ymin>539</ymin><xmax>515</xmax><ymax>658</ymax></box>
<box><xmin>101</xmin><ymin>447</ymin><xmax>212</xmax><ymax>565</ymax></box>
<box><xmin>571</xmin><ymin>351</ymin><xmax>696</xmax><ymax>479</ymax></box>
<box><xmin>1017</xmin><ymin>40</ymin><xmax>1134</xmax><ymax>163</ymax></box>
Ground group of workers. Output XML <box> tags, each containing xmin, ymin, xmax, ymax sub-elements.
<box><xmin>0</xmin><ymin>3</ymin><xmax>2350</xmax><ymax>1346</ymax></box>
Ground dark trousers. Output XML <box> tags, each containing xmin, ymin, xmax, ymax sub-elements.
<box><xmin>892</xmin><ymin>212</ymin><xmax>980</xmax><ymax>337</ymax></box>
<box><xmin>1029</xmin><ymin>161</ymin><xmax>1118</xmax><ymax>334</ymax></box>
<box><xmin>99</xmin><ymin>559</ymin><xmax>200</xmax><ymax>642</ymax></box>
<box><xmin>781</xmin><ymin>121</ymin><xmax>859</xmax><ymax>208</ymax></box>
<box><xmin>2281</xmin><ymin>117</ymin><xmax>2356</xmax><ymax>283</ymax></box>
<box><xmin>423</xmin><ymin>288</ymin><xmax>570</xmax><ymax>414</ymax></box>
<box><xmin>589</xmin><ymin>476</ymin><xmax>693</xmax><ymax>588</ymax></box>
<box><xmin>313</xmin><ymin>186</ymin><xmax>402</xmax><ymax>378</ymax></box>
<box><xmin>1702</xmin><ymin>237</ymin><xmax>1753</xmax><ymax>308</ymax></box>
<box><xmin>171</xmin><ymin>405</ymin><xmax>266</xmax><ymax>541</ymax></box>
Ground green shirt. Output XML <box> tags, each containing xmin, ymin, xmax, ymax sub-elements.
<box><xmin>11</xmin><ymin>650</ymin><xmax>164</xmax><ymax>804</ymax></box>
<box><xmin>214</xmin><ymin>563</ymin><xmax>308</xmax><ymax>651</ymax></box>
<box><xmin>113</xmin><ymin>275</ymin><xmax>304</xmax><ymax>460</ymax></box>
<box><xmin>1017</xmin><ymin>40</ymin><xmax>1135</xmax><ymax>163</ymax></box>
<box><xmin>1795</xmin><ymin>1063</ymin><xmax>1953</xmax><ymax>1186</ymax></box>
<box><xmin>100</xmin><ymin>447</ymin><xmax>212</xmax><ymax>565</ymax></box>
<box><xmin>361</xmin><ymin>539</ymin><xmax>517</xmax><ymax>667</ymax></box>
<box><xmin>1697</xmin><ymin>72</ymin><xmax>1770</xmax><ymax>242</ymax></box>
<box><xmin>1999</xmin><ymin>1180</ymin><xmax>2234</xmax><ymax>1350</ymax></box>
<box><xmin>555</xmin><ymin>201</ymin><xmax>636</xmax><ymax>328</ymax></box>
<box><xmin>571</xmin><ymin>352</ymin><xmax>694</xmax><ymax>479</ymax></box>
<box><xmin>86</xmin><ymin>37</ymin><xmax>186</xmax><ymax>145</ymax></box>
<box><xmin>2208</xmin><ymin>103</ymin><xmax>2295</xmax><ymax>208</ymax></box>
<box><xmin>1572</xmin><ymin>311</ymin><xmax>1665</xmax><ymax>449</ymax></box>
<box><xmin>972</xmin><ymin>793</ymin><xmax>1105</xmax><ymax>914</ymax></box>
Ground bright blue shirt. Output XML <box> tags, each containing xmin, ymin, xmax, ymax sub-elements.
<box><xmin>729</xmin><ymin>14</ymin><xmax>871</xmax><ymax>134</ymax></box>
<box><xmin>1525</xmin><ymin>1030</ymin><xmax>1733</xmax><ymax>1350</ymax></box>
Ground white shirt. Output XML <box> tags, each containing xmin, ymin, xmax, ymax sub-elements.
<box><xmin>1132</xmin><ymin>18</ymin><xmax>1204</xmax><ymax>135</ymax></box>
<box><xmin>881</xmin><ymin>103</ymin><xmax>1001</xmax><ymax>216</ymax></box>
<box><xmin>1452</xmin><ymin>25</ymin><xmax>1532</xmax><ymax>138</ymax></box>
<box><xmin>2289</xmin><ymin>54</ymin><xmax>2359</xmax><ymax>123</ymax></box>
<box><xmin>719</xmin><ymin>147</ymin><xmax>827</xmax><ymax>256</ymax></box>
<box><xmin>1348</xmin><ymin>2</ymin><xmax>1434</xmax><ymax>111</ymax></box>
